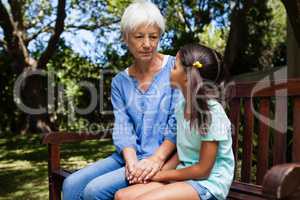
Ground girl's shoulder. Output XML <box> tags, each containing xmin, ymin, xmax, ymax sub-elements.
<box><xmin>174</xmin><ymin>93</ymin><xmax>185</xmax><ymax>113</ymax></box>
<box><xmin>202</xmin><ymin>99</ymin><xmax>232</xmax><ymax>141</ymax></box>
<box><xmin>208</xmin><ymin>99</ymin><xmax>227</xmax><ymax>114</ymax></box>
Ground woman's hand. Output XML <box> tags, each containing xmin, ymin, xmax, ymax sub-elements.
<box><xmin>130</xmin><ymin>156</ymin><xmax>164</xmax><ymax>184</ymax></box>
<box><xmin>125</xmin><ymin>160</ymin><xmax>138</xmax><ymax>184</ymax></box>
<box><xmin>122</xmin><ymin>147</ymin><xmax>139</xmax><ymax>184</ymax></box>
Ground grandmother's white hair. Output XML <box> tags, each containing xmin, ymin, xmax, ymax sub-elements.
<box><xmin>121</xmin><ymin>0</ymin><xmax>165</xmax><ymax>35</ymax></box>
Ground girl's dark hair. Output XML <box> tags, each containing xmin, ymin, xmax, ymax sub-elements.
<box><xmin>178</xmin><ymin>43</ymin><xmax>229</xmax><ymax>134</ymax></box>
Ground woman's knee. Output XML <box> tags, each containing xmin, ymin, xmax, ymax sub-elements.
<box><xmin>83</xmin><ymin>180</ymin><xmax>115</xmax><ymax>200</ymax></box>
<box><xmin>83</xmin><ymin>183</ymin><xmax>99</xmax><ymax>200</ymax></box>
<box><xmin>62</xmin><ymin>173</ymin><xmax>79</xmax><ymax>191</ymax></box>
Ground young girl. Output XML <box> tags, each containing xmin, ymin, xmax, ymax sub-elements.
<box><xmin>115</xmin><ymin>43</ymin><xmax>235</xmax><ymax>200</ymax></box>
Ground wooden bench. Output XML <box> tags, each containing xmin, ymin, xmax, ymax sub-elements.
<box><xmin>42</xmin><ymin>79</ymin><xmax>300</xmax><ymax>200</ymax></box>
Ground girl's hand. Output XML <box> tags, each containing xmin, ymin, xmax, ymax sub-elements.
<box><xmin>150</xmin><ymin>170</ymin><xmax>161</xmax><ymax>182</ymax></box>
<box><xmin>161</xmin><ymin>153</ymin><xmax>179</xmax><ymax>171</ymax></box>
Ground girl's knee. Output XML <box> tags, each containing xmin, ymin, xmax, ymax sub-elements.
<box><xmin>114</xmin><ymin>188</ymin><xmax>134</xmax><ymax>200</ymax></box>
<box><xmin>134</xmin><ymin>195</ymin><xmax>148</xmax><ymax>200</ymax></box>
<box><xmin>114</xmin><ymin>190</ymin><xmax>123</xmax><ymax>200</ymax></box>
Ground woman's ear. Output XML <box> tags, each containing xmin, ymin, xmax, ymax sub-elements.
<box><xmin>122</xmin><ymin>33</ymin><xmax>128</xmax><ymax>44</ymax></box>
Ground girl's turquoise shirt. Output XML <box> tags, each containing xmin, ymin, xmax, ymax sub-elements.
<box><xmin>176</xmin><ymin>98</ymin><xmax>235</xmax><ymax>200</ymax></box>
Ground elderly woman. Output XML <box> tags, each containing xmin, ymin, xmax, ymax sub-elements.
<box><xmin>62</xmin><ymin>1</ymin><xmax>178</xmax><ymax>199</ymax></box>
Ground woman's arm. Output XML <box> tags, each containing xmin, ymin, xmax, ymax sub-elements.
<box><xmin>151</xmin><ymin>141</ymin><xmax>218</xmax><ymax>182</ymax></box>
<box><xmin>130</xmin><ymin>89</ymin><xmax>179</xmax><ymax>183</ymax></box>
<box><xmin>122</xmin><ymin>147</ymin><xmax>139</xmax><ymax>182</ymax></box>
<box><xmin>111</xmin><ymin>78</ymin><xmax>139</xmax><ymax>182</ymax></box>
<box><xmin>152</xmin><ymin>139</ymin><xmax>176</xmax><ymax>165</ymax></box>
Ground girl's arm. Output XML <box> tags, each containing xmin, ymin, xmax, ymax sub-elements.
<box><xmin>161</xmin><ymin>152</ymin><xmax>180</xmax><ymax>171</ymax></box>
<box><xmin>151</xmin><ymin>141</ymin><xmax>218</xmax><ymax>182</ymax></box>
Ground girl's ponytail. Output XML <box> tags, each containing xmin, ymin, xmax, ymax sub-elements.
<box><xmin>178</xmin><ymin>43</ymin><xmax>227</xmax><ymax>135</ymax></box>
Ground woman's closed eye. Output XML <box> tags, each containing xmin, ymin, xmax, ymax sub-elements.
<box><xmin>135</xmin><ymin>35</ymin><xmax>143</xmax><ymax>39</ymax></box>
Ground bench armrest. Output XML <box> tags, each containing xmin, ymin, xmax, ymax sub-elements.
<box><xmin>262</xmin><ymin>163</ymin><xmax>300</xmax><ymax>199</ymax></box>
<box><xmin>42</xmin><ymin>131</ymin><xmax>112</xmax><ymax>145</ymax></box>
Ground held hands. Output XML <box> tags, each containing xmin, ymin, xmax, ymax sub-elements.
<box><xmin>126</xmin><ymin>156</ymin><xmax>164</xmax><ymax>184</ymax></box>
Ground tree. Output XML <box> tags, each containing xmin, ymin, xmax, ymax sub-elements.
<box><xmin>0</xmin><ymin>0</ymin><xmax>292</xmax><ymax>134</ymax></box>
<box><xmin>0</xmin><ymin>0</ymin><xmax>119</xmax><ymax>133</ymax></box>
<box><xmin>281</xmin><ymin>0</ymin><xmax>300</xmax><ymax>47</ymax></box>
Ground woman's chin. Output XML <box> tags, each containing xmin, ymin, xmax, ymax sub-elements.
<box><xmin>139</xmin><ymin>55</ymin><xmax>153</xmax><ymax>62</ymax></box>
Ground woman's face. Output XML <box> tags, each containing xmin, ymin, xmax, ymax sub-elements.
<box><xmin>170</xmin><ymin>53</ymin><xmax>186</xmax><ymax>90</ymax></box>
<box><xmin>124</xmin><ymin>24</ymin><xmax>160</xmax><ymax>62</ymax></box>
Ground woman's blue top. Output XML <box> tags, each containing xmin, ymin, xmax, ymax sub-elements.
<box><xmin>110</xmin><ymin>55</ymin><xmax>179</xmax><ymax>163</ymax></box>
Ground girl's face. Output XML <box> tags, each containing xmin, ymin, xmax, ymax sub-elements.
<box><xmin>124</xmin><ymin>24</ymin><xmax>160</xmax><ymax>62</ymax></box>
<box><xmin>170</xmin><ymin>53</ymin><xmax>187</xmax><ymax>90</ymax></box>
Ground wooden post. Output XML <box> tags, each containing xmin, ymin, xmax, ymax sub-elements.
<box><xmin>293</xmin><ymin>97</ymin><xmax>300</xmax><ymax>162</ymax></box>
<box><xmin>48</xmin><ymin>144</ymin><xmax>61</xmax><ymax>200</ymax></box>
<box><xmin>288</xmin><ymin>18</ymin><xmax>300</xmax><ymax>78</ymax></box>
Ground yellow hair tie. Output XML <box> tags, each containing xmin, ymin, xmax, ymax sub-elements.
<box><xmin>192</xmin><ymin>61</ymin><xmax>203</xmax><ymax>68</ymax></box>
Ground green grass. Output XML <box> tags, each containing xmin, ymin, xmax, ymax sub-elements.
<box><xmin>0</xmin><ymin>133</ymin><xmax>115</xmax><ymax>200</ymax></box>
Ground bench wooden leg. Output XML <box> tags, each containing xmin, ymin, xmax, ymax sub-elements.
<box><xmin>48</xmin><ymin>144</ymin><xmax>61</xmax><ymax>200</ymax></box>
<box><xmin>49</xmin><ymin>175</ymin><xmax>61</xmax><ymax>200</ymax></box>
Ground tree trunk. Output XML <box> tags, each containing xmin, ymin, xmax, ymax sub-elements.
<box><xmin>282</xmin><ymin>0</ymin><xmax>300</xmax><ymax>47</ymax></box>
<box><xmin>287</xmin><ymin>18</ymin><xmax>300</xmax><ymax>78</ymax></box>
<box><xmin>0</xmin><ymin>0</ymin><xmax>66</xmax><ymax>134</ymax></box>
<box><xmin>19</xmin><ymin>71</ymin><xmax>57</xmax><ymax>133</ymax></box>
<box><xmin>223</xmin><ymin>1</ymin><xmax>253</xmax><ymax>76</ymax></box>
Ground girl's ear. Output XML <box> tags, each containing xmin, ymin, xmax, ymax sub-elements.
<box><xmin>183</xmin><ymin>72</ymin><xmax>188</xmax><ymax>87</ymax></box>
<box><xmin>184</xmin><ymin>73</ymin><xmax>188</xmax><ymax>83</ymax></box>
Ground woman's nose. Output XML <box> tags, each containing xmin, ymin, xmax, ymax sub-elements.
<box><xmin>142</xmin><ymin>37</ymin><xmax>151</xmax><ymax>48</ymax></box>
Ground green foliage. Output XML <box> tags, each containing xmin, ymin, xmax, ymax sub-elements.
<box><xmin>159</xmin><ymin>0</ymin><xmax>228</xmax><ymax>54</ymax></box>
<box><xmin>198</xmin><ymin>23</ymin><xmax>229</xmax><ymax>53</ymax></box>
<box><xmin>0</xmin><ymin>0</ymin><xmax>288</xmax><ymax>133</ymax></box>
<box><xmin>47</xmin><ymin>41</ymin><xmax>104</xmax><ymax>131</ymax></box>
<box><xmin>231</xmin><ymin>0</ymin><xmax>287</xmax><ymax>74</ymax></box>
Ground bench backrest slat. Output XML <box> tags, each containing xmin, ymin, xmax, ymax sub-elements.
<box><xmin>241</xmin><ymin>98</ymin><xmax>254</xmax><ymax>183</ymax></box>
<box><xmin>293</xmin><ymin>96</ymin><xmax>300</xmax><ymax>162</ymax></box>
<box><xmin>272</xmin><ymin>96</ymin><xmax>287</xmax><ymax>165</ymax></box>
<box><xmin>229</xmin><ymin>98</ymin><xmax>241</xmax><ymax>161</ymax></box>
<box><xmin>228</xmin><ymin>79</ymin><xmax>300</xmax><ymax>185</ymax></box>
<box><xmin>256</xmin><ymin>97</ymin><xmax>270</xmax><ymax>185</ymax></box>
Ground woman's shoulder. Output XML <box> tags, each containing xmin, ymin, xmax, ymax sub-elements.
<box><xmin>112</xmin><ymin>70</ymin><xmax>130</xmax><ymax>82</ymax></box>
<box><xmin>111</xmin><ymin>70</ymin><xmax>133</xmax><ymax>90</ymax></box>
<box><xmin>164</xmin><ymin>54</ymin><xmax>175</xmax><ymax>66</ymax></box>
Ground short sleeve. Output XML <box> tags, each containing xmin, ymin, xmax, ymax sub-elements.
<box><xmin>201</xmin><ymin>104</ymin><xmax>231</xmax><ymax>142</ymax></box>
